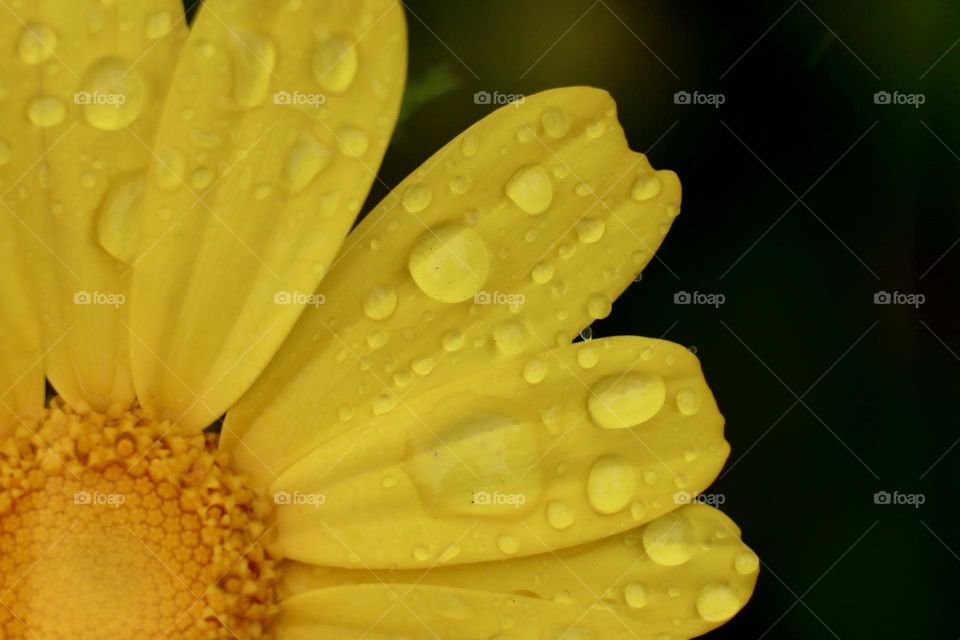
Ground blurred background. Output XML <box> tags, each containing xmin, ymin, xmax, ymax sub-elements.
<box><xmin>188</xmin><ymin>1</ymin><xmax>956</xmax><ymax>637</ymax></box>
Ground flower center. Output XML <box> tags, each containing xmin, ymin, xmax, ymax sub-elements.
<box><xmin>0</xmin><ymin>399</ymin><xmax>277</xmax><ymax>638</ymax></box>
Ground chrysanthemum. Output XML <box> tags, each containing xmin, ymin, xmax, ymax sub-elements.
<box><xmin>0</xmin><ymin>0</ymin><xmax>758</xmax><ymax>637</ymax></box>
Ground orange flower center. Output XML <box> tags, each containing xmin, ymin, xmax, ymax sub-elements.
<box><xmin>0</xmin><ymin>399</ymin><xmax>277</xmax><ymax>639</ymax></box>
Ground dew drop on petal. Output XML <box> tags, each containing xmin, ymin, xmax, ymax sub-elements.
<box><xmin>506</xmin><ymin>165</ymin><xmax>553</xmax><ymax>215</ymax></box>
<box><xmin>643</xmin><ymin>512</ymin><xmax>695</xmax><ymax>566</ymax></box>
<box><xmin>230</xmin><ymin>32</ymin><xmax>276</xmax><ymax>108</ymax></box>
<box><xmin>676</xmin><ymin>389</ymin><xmax>701</xmax><ymax>416</ymax></box>
<box><xmin>408</xmin><ymin>223</ymin><xmax>490</xmax><ymax>303</ymax></box>
<box><xmin>541</xmin><ymin>108</ymin><xmax>570</xmax><ymax>138</ymax></box>
<box><xmin>587</xmin><ymin>293</ymin><xmax>612</xmax><ymax>320</ymax></box>
<box><xmin>18</xmin><ymin>24</ymin><xmax>57</xmax><ymax>65</ymax></box>
<box><xmin>631</xmin><ymin>173</ymin><xmax>662</xmax><ymax>201</ymax></box>
<box><xmin>493</xmin><ymin>320</ymin><xmax>530</xmax><ymax>355</ymax></box>
<box><xmin>26</xmin><ymin>96</ymin><xmax>65</xmax><ymax>128</ymax></box>
<box><xmin>546</xmin><ymin>501</ymin><xmax>575</xmax><ymax>530</ymax></box>
<box><xmin>696</xmin><ymin>583</ymin><xmax>741</xmax><ymax>622</ymax></box>
<box><xmin>313</xmin><ymin>35</ymin><xmax>358</xmax><ymax>93</ymax></box>
<box><xmin>522</xmin><ymin>357</ymin><xmax>547</xmax><ymax>384</ymax></box>
<box><xmin>145</xmin><ymin>12</ymin><xmax>172</xmax><ymax>40</ymax></box>
<box><xmin>363</xmin><ymin>286</ymin><xmax>398</xmax><ymax>320</ymax></box>
<box><xmin>587</xmin><ymin>455</ymin><xmax>635</xmax><ymax>514</ymax></box>
<box><xmin>575</xmin><ymin>217</ymin><xmax>605</xmax><ymax>243</ymax></box>
<box><xmin>735</xmin><ymin>551</ymin><xmax>759</xmax><ymax>574</ymax></box>
<box><xmin>531</xmin><ymin>262</ymin><xmax>554</xmax><ymax>284</ymax></box>
<box><xmin>496</xmin><ymin>534</ymin><xmax>519</xmax><ymax>555</ymax></box>
<box><xmin>282</xmin><ymin>133</ymin><xmax>332</xmax><ymax>194</ymax></box>
<box><xmin>588</xmin><ymin>373</ymin><xmax>666</xmax><ymax>429</ymax></box>
<box><xmin>624</xmin><ymin>582</ymin><xmax>648</xmax><ymax>609</ymax></box>
<box><xmin>402</xmin><ymin>184</ymin><xmax>433</xmax><ymax>213</ymax></box>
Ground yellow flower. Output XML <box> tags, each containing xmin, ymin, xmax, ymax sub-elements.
<box><xmin>0</xmin><ymin>0</ymin><xmax>758</xmax><ymax>638</ymax></box>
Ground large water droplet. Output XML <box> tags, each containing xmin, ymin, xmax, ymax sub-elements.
<box><xmin>96</xmin><ymin>173</ymin><xmax>145</xmax><ymax>264</ymax></box>
<box><xmin>575</xmin><ymin>217</ymin><xmax>605</xmax><ymax>244</ymax></box>
<box><xmin>230</xmin><ymin>32</ymin><xmax>276</xmax><ymax>108</ymax></box>
<box><xmin>735</xmin><ymin>551</ymin><xmax>759</xmax><ymax>574</ymax></box>
<box><xmin>588</xmin><ymin>373</ymin><xmax>666</xmax><ymax>429</ymax></box>
<box><xmin>631</xmin><ymin>173</ymin><xmax>662</xmax><ymax>201</ymax></box>
<box><xmin>282</xmin><ymin>133</ymin><xmax>332</xmax><ymax>193</ymax></box>
<box><xmin>587</xmin><ymin>293</ymin><xmax>612</xmax><ymax>320</ymax></box>
<box><xmin>643</xmin><ymin>512</ymin><xmax>695</xmax><ymax>566</ymax></box>
<box><xmin>26</xmin><ymin>96</ymin><xmax>65</xmax><ymax>128</ymax></box>
<box><xmin>493</xmin><ymin>320</ymin><xmax>530</xmax><ymax>355</ymax></box>
<box><xmin>18</xmin><ymin>24</ymin><xmax>58</xmax><ymax>65</ymax></box>
<box><xmin>408</xmin><ymin>223</ymin><xmax>490</xmax><ymax>303</ymax></box>
<box><xmin>523</xmin><ymin>357</ymin><xmax>547</xmax><ymax>384</ymax></box>
<box><xmin>676</xmin><ymin>389</ymin><xmax>700</xmax><ymax>416</ymax></box>
<box><xmin>696</xmin><ymin>583</ymin><xmax>741</xmax><ymax>622</ymax></box>
<box><xmin>541</xmin><ymin>108</ymin><xmax>570</xmax><ymax>138</ymax></box>
<box><xmin>78</xmin><ymin>58</ymin><xmax>148</xmax><ymax>131</ymax></box>
<box><xmin>531</xmin><ymin>262</ymin><xmax>554</xmax><ymax>284</ymax></box>
<box><xmin>313</xmin><ymin>36</ymin><xmax>358</xmax><ymax>93</ymax></box>
<box><xmin>587</xmin><ymin>455</ymin><xmax>635</xmax><ymax>514</ymax></box>
<box><xmin>623</xmin><ymin>582</ymin><xmax>648</xmax><ymax>608</ymax></box>
<box><xmin>363</xmin><ymin>286</ymin><xmax>398</xmax><ymax>320</ymax></box>
<box><xmin>402</xmin><ymin>183</ymin><xmax>433</xmax><ymax>213</ymax></box>
<box><xmin>546</xmin><ymin>501</ymin><xmax>575</xmax><ymax>530</ymax></box>
<box><xmin>506</xmin><ymin>165</ymin><xmax>553</xmax><ymax>215</ymax></box>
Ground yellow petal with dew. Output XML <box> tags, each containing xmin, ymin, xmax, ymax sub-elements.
<box><xmin>223</xmin><ymin>87</ymin><xmax>682</xmax><ymax>485</ymax></box>
<box><xmin>268</xmin><ymin>336</ymin><xmax>726</xmax><ymax>568</ymax></box>
<box><xmin>0</xmin><ymin>0</ymin><xmax>188</xmax><ymax>410</ymax></box>
<box><xmin>129</xmin><ymin>0</ymin><xmax>407</xmax><ymax>429</ymax></box>
<box><xmin>276</xmin><ymin>504</ymin><xmax>758</xmax><ymax>639</ymax></box>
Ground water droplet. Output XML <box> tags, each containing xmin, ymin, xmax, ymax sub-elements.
<box><xmin>541</xmin><ymin>108</ymin><xmax>570</xmax><ymax>138</ymax></box>
<box><xmin>408</xmin><ymin>223</ymin><xmax>490</xmax><ymax>303</ymax></box>
<box><xmin>363</xmin><ymin>286</ymin><xmax>398</xmax><ymax>320</ymax></box>
<box><xmin>313</xmin><ymin>35</ymin><xmax>358</xmax><ymax>93</ymax></box>
<box><xmin>18</xmin><ymin>24</ymin><xmax>57</xmax><ymax>65</ymax></box>
<box><xmin>547</xmin><ymin>501</ymin><xmax>575</xmax><ymax>530</ymax></box>
<box><xmin>493</xmin><ymin>320</ymin><xmax>530</xmax><ymax>355</ymax></box>
<box><xmin>496</xmin><ymin>534</ymin><xmax>519</xmax><ymax>555</ymax></box>
<box><xmin>449</xmin><ymin>174</ymin><xmax>470</xmax><ymax>194</ymax></box>
<box><xmin>461</xmin><ymin>131</ymin><xmax>479</xmax><ymax>157</ymax></box>
<box><xmin>517</xmin><ymin>123</ymin><xmax>535</xmax><ymax>142</ymax></box>
<box><xmin>643</xmin><ymin>469</ymin><xmax>658</xmax><ymax>485</ymax></box>
<box><xmin>630</xmin><ymin>501</ymin><xmax>647</xmax><ymax>521</ymax></box>
<box><xmin>624</xmin><ymin>582</ymin><xmax>648</xmax><ymax>608</ymax></box>
<box><xmin>153</xmin><ymin>148</ymin><xmax>185</xmax><ymax>190</ymax></box>
<box><xmin>631</xmin><ymin>173</ymin><xmax>662</xmax><ymax>201</ymax></box>
<box><xmin>587</xmin><ymin>293</ymin><xmax>612</xmax><ymax>320</ymax></box>
<box><xmin>372</xmin><ymin>394</ymin><xmax>396</xmax><ymax>416</ymax></box>
<box><xmin>335</xmin><ymin>126</ymin><xmax>368</xmax><ymax>157</ymax></box>
<box><xmin>191</xmin><ymin>167</ymin><xmax>214</xmax><ymax>190</ymax></box>
<box><xmin>696</xmin><ymin>583</ymin><xmax>741</xmax><ymax>622</ymax></box>
<box><xmin>587</xmin><ymin>455</ymin><xmax>635</xmax><ymax>514</ymax></box>
<box><xmin>26</xmin><ymin>96</ymin><xmax>65</xmax><ymax>128</ymax></box>
<box><xmin>588</xmin><ymin>373</ymin><xmax>666</xmax><ymax>429</ymax></box>
<box><xmin>735</xmin><ymin>551</ymin><xmax>759</xmax><ymax>574</ymax></box>
<box><xmin>576</xmin><ymin>345</ymin><xmax>599</xmax><ymax>369</ymax></box>
<box><xmin>402</xmin><ymin>183</ymin><xmax>433</xmax><ymax>213</ymax></box>
<box><xmin>145</xmin><ymin>11</ymin><xmax>172</xmax><ymax>40</ymax></box>
<box><xmin>411</xmin><ymin>356</ymin><xmax>433</xmax><ymax>376</ymax></box>
<box><xmin>531</xmin><ymin>262</ymin><xmax>554</xmax><ymax>284</ymax></box>
<box><xmin>579</xmin><ymin>326</ymin><xmax>593</xmax><ymax>342</ymax></box>
<box><xmin>676</xmin><ymin>389</ymin><xmax>700</xmax><ymax>416</ymax></box>
<box><xmin>413</xmin><ymin>545</ymin><xmax>430</xmax><ymax>561</ymax></box>
<box><xmin>553</xmin><ymin>590</ymin><xmax>572</xmax><ymax>605</ymax></box>
<box><xmin>438</xmin><ymin>544</ymin><xmax>461</xmax><ymax>563</ymax></box>
<box><xmin>575</xmin><ymin>218</ymin><xmax>605</xmax><ymax>243</ymax></box>
<box><xmin>643</xmin><ymin>512</ymin><xmax>695</xmax><ymax>566</ymax></box>
<box><xmin>443</xmin><ymin>330</ymin><xmax>464</xmax><ymax>352</ymax></box>
<box><xmin>575</xmin><ymin>182</ymin><xmax>592</xmax><ymax>197</ymax></box>
<box><xmin>585</xmin><ymin>120</ymin><xmax>606</xmax><ymax>139</ymax></box>
<box><xmin>283</xmin><ymin>133</ymin><xmax>332</xmax><ymax>193</ymax></box>
<box><xmin>338</xmin><ymin>405</ymin><xmax>353</xmax><ymax>421</ymax></box>
<box><xmin>506</xmin><ymin>165</ymin><xmax>553</xmax><ymax>215</ymax></box>
<box><xmin>96</xmin><ymin>174</ymin><xmax>145</xmax><ymax>264</ymax></box>
<box><xmin>79</xmin><ymin>58</ymin><xmax>148</xmax><ymax>130</ymax></box>
<box><xmin>523</xmin><ymin>357</ymin><xmax>547</xmax><ymax>384</ymax></box>
<box><xmin>683</xmin><ymin>447</ymin><xmax>699</xmax><ymax>463</ymax></box>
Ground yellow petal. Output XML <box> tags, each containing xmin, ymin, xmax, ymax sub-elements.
<box><xmin>224</xmin><ymin>87</ymin><xmax>682</xmax><ymax>485</ymax></box>
<box><xmin>276</xmin><ymin>504</ymin><xmax>759</xmax><ymax>640</ymax></box>
<box><xmin>0</xmin><ymin>1</ymin><xmax>188</xmax><ymax>409</ymax></box>
<box><xmin>129</xmin><ymin>0</ymin><xmax>407</xmax><ymax>429</ymax></box>
<box><xmin>0</xmin><ymin>238</ymin><xmax>43</xmax><ymax>434</ymax></box>
<box><xmin>268</xmin><ymin>336</ymin><xmax>726</xmax><ymax>568</ymax></box>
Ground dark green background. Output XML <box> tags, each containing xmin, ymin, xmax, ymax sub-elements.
<box><xmin>188</xmin><ymin>1</ymin><xmax>957</xmax><ymax>637</ymax></box>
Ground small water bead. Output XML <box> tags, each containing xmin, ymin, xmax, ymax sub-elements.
<box><xmin>696</xmin><ymin>583</ymin><xmax>741</xmax><ymax>622</ymax></box>
<box><xmin>191</xmin><ymin>167</ymin><xmax>214</xmax><ymax>190</ymax></box>
<box><xmin>402</xmin><ymin>184</ymin><xmax>433</xmax><ymax>213</ymax></box>
<box><xmin>363</xmin><ymin>286</ymin><xmax>397</xmax><ymax>320</ymax></box>
<box><xmin>531</xmin><ymin>262</ymin><xmax>554</xmax><ymax>284</ymax></box>
<box><xmin>493</xmin><ymin>320</ymin><xmax>530</xmax><ymax>355</ymax></box>
<box><xmin>575</xmin><ymin>218</ymin><xmax>605</xmax><ymax>244</ymax></box>
<box><xmin>366</xmin><ymin>331</ymin><xmax>387</xmax><ymax>349</ymax></box>
<box><xmin>442</xmin><ymin>331</ymin><xmax>464</xmax><ymax>352</ymax></box>
<box><xmin>18</xmin><ymin>24</ymin><xmax>58</xmax><ymax>65</ymax></box>
<box><xmin>80</xmin><ymin>172</ymin><xmax>96</xmax><ymax>189</ymax></box>
<box><xmin>674</xmin><ymin>473</ymin><xmax>690</xmax><ymax>489</ymax></box>
<box><xmin>585</xmin><ymin>120</ymin><xmax>605</xmax><ymax>139</ymax></box>
<box><xmin>461</xmin><ymin>131</ymin><xmax>479</xmax><ymax>157</ymax></box>
<box><xmin>523</xmin><ymin>228</ymin><xmax>538</xmax><ymax>243</ymax></box>
<box><xmin>683</xmin><ymin>447</ymin><xmax>699</xmax><ymax>463</ymax></box>
<box><xmin>587</xmin><ymin>293</ymin><xmax>612</xmax><ymax>320</ymax></box>
<box><xmin>574</xmin><ymin>182</ymin><xmax>592</xmax><ymax>197</ymax></box>
<box><xmin>337</xmin><ymin>127</ymin><xmax>369</xmax><ymax>157</ymax></box>
<box><xmin>553</xmin><ymin>164</ymin><xmax>569</xmax><ymax>179</ymax></box>
<box><xmin>408</xmin><ymin>223</ymin><xmax>490</xmax><ymax>303</ymax></box>
<box><xmin>145</xmin><ymin>11</ymin><xmax>172</xmax><ymax>40</ymax></box>
<box><xmin>372</xmin><ymin>394</ymin><xmax>396</xmax><ymax>416</ymax></box>
<box><xmin>313</xmin><ymin>35</ymin><xmax>358</xmax><ymax>93</ymax></box>
<box><xmin>666</xmin><ymin>203</ymin><xmax>681</xmax><ymax>218</ymax></box>
<box><xmin>735</xmin><ymin>551</ymin><xmax>759</xmax><ymax>574</ymax></box>
<box><xmin>253</xmin><ymin>184</ymin><xmax>272</xmax><ymax>200</ymax></box>
<box><xmin>522</xmin><ymin>357</ymin><xmax>547</xmax><ymax>384</ymax></box>
<box><xmin>506</xmin><ymin>165</ymin><xmax>553</xmax><ymax>215</ymax></box>
<box><xmin>516</xmin><ymin>124</ymin><xmax>535</xmax><ymax>143</ymax></box>
<box><xmin>394</xmin><ymin>369</ymin><xmax>414</xmax><ymax>388</ymax></box>
<box><xmin>283</xmin><ymin>133</ymin><xmax>332</xmax><ymax>194</ymax></box>
<box><xmin>576</xmin><ymin>345</ymin><xmax>599</xmax><ymax>369</ymax></box>
<box><xmin>546</xmin><ymin>501</ymin><xmax>575</xmax><ymax>530</ymax></box>
<box><xmin>643</xmin><ymin>470</ymin><xmax>658</xmax><ymax>485</ymax></box>
<box><xmin>449</xmin><ymin>175</ymin><xmax>469</xmax><ymax>194</ymax></box>
<box><xmin>631</xmin><ymin>173</ymin><xmax>662</xmax><ymax>201</ymax></box>
<box><xmin>27</xmin><ymin>96</ymin><xmax>65</xmax><ymax>128</ymax></box>
<box><xmin>541</xmin><ymin>108</ymin><xmax>570</xmax><ymax>138</ymax></box>
<box><xmin>587</xmin><ymin>455</ymin><xmax>635</xmax><ymax>514</ymax></box>
<box><xmin>579</xmin><ymin>326</ymin><xmax>593</xmax><ymax>341</ymax></box>
<box><xmin>413</xmin><ymin>545</ymin><xmax>430</xmax><ymax>562</ymax></box>
<box><xmin>630</xmin><ymin>501</ymin><xmax>647</xmax><ymax>521</ymax></box>
<box><xmin>411</xmin><ymin>356</ymin><xmax>433</xmax><ymax>376</ymax></box>
<box><xmin>496</xmin><ymin>534</ymin><xmax>519</xmax><ymax>555</ymax></box>
<box><xmin>588</xmin><ymin>373</ymin><xmax>666</xmax><ymax>429</ymax></box>
<box><xmin>381</xmin><ymin>476</ymin><xmax>397</xmax><ymax>488</ymax></box>
<box><xmin>643</xmin><ymin>512</ymin><xmax>696</xmax><ymax>566</ymax></box>
<box><xmin>623</xmin><ymin>582</ymin><xmax>648</xmax><ymax>609</ymax></box>
<box><xmin>337</xmin><ymin>405</ymin><xmax>353</xmax><ymax>421</ymax></box>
